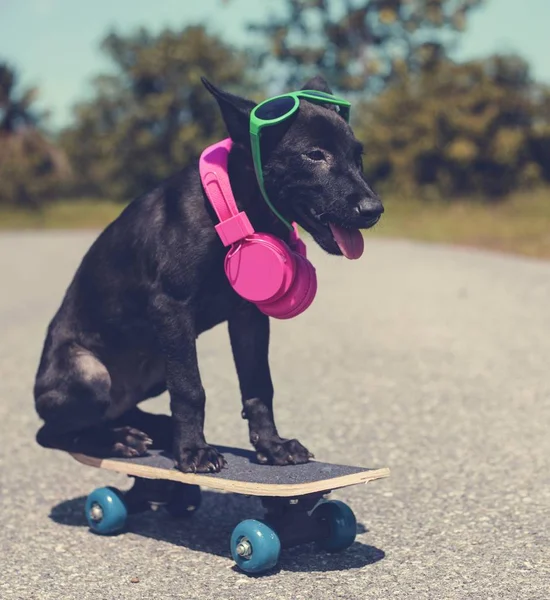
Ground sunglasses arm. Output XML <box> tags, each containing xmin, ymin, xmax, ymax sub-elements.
<box><xmin>250</xmin><ymin>131</ymin><xmax>294</xmax><ymax>231</ymax></box>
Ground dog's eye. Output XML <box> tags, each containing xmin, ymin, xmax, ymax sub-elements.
<box><xmin>305</xmin><ymin>150</ymin><xmax>326</xmax><ymax>162</ymax></box>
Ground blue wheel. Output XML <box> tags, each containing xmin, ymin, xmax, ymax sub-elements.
<box><xmin>230</xmin><ymin>519</ymin><xmax>281</xmax><ymax>574</ymax></box>
<box><xmin>85</xmin><ymin>486</ymin><xmax>128</xmax><ymax>535</ymax></box>
<box><xmin>314</xmin><ymin>500</ymin><xmax>357</xmax><ymax>552</ymax></box>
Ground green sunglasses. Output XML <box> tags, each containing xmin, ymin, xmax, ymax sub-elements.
<box><xmin>249</xmin><ymin>90</ymin><xmax>352</xmax><ymax>230</ymax></box>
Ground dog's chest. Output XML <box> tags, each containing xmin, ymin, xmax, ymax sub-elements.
<box><xmin>195</xmin><ymin>280</ymin><xmax>240</xmax><ymax>334</ymax></box>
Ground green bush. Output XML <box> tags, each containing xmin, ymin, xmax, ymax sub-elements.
<box><xmin>0</xmin><ymin>62</ymin><xmax>70</xmax><ymax>209</ymax></box>
<box><xmin>355</xmin><ymin>55</ymin><xmax>550</xmax><ymax>198</ymax></box>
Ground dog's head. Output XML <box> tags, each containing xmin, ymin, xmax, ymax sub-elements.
<box><xmin>203</xmin><ymin>76</ymin><xmax>383</xmax><ymax>259</ymax></box>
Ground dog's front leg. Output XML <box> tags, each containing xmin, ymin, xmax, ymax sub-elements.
<box><xmin>151</xmin><ymin>293</ymin><xmax>226</xmax><ymax>473</ymax></box>
<box><xmin>228</xmin><ymin>305</ymin><xmax>313</xmax><ymax>465</ymax></box>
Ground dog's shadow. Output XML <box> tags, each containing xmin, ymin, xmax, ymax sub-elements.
<box><xmin>50</xmin><ymin>490</ymin><xmax>385</xmax><ymax>574</ymax></box>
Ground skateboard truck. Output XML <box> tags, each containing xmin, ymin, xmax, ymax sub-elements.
<box><xmin>261</xmin><ymin>493</ymin><xmax>329</xmax><ymax>549</ymax></box>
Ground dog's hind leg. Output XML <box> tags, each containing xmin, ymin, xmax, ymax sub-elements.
<box><xmin>34</xmin><ymin>346</ymin><xmax>152</xmax><ymax>457</ymax></box>
<box><xmin>113</xmin><ymin>407</ymin><xmax>173</xmax><ymax>451</ymax></box>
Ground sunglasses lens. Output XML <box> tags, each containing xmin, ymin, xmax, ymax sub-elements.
<box><xmin>255</xmin><ymin>96</ymin><xmax>296</xmax><ymax>120</ymax></box>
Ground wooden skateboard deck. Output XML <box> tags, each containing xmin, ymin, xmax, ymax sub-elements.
<box><xmin>70</xmin><ymin>445</ymin><xmax>390</xmax><ymax>497</ymax></box>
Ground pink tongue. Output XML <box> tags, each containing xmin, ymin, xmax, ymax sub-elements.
<box><xmin>329</xmin><ymin>223</ymin><xmax>364</xmax><ymax>259</ymax></box>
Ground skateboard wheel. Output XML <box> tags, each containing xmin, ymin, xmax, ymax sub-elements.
<box><xmin>230</xmin><ymin>519</ymin><xmax>281</xmax><ymax>574</ymax></box>
<box><xmin>314</xmin><ymin>500</ymin><xmax>357</xmax><ymax>552</ymax></box>
<box><xmin>85</xmin><ymin>486</ymin><xmax>128</xmax><ymax>535</ymax></box>
<box><xmin>165</xmin><ymin>483</ymin><xmax>202</xmax><ymax>518</ymax></box>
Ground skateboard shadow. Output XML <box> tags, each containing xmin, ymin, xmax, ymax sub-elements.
<box><xmin>50</xmin><ymin>492</ymin><xmax>385</xmax><ymax>574</ymax></box>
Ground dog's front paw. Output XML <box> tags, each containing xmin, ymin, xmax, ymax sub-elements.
<box><xmin>255</xmin><ymin>437</ymin><xmax>314</xmax><ymax>466</ymax></box>
<box><xmin>175</xmin><ymin>444</ymin><xmax>227</xmax><ymax>473</ymax></box>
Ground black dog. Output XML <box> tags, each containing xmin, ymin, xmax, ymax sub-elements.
<box><xmin>33</xmin><ymin>76</ymin><xmax>383</xmax><ymax>473</ymax></box>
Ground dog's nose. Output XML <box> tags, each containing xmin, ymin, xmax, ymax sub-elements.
<box><xmin>355</xmin><ymin>196</ymin><xmax>384</xmax><ymax>220</ymax></box>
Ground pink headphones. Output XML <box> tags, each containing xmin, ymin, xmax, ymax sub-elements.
<box><xmin>199</xmin><ymin>138</ymin><xmax>317</xmax><ymax>319</ymax></box>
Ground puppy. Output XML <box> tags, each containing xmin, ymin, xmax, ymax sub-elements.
<box><xmin>33</xmin><ymin>75</ymin><xmax>383</xmax><ymax>473</ymax></box>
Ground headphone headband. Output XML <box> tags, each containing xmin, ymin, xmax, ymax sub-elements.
<box><xmin>199</xmin><ymin>138</ymin><xmax>255</xmax><ymax>246</ymax></box>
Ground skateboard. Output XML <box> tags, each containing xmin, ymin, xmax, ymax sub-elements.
<box><xmin>70</xmin><ymin>446</ymin><xmax>390</xmax><ymax>574</ymax></box>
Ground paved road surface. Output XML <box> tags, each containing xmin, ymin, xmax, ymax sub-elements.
<box><xmin>1</xmin><ymin>231</ymin><xmax>548</xmax><ymax>599</ymax></box>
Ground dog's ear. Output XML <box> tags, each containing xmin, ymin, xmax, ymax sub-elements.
<box><xmin>202</xmin><ymin>77</ymin><xmax>256</xmax><ymax>146</ymax></box>
<box><xmin>300</xmin><ymin>75</ymin><xmax>334</xmax><ymax>95</ymax></box>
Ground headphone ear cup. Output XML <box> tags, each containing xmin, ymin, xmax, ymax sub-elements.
<box><xmin>224</xmin><ymin>234</ymin><xmax>296</xmax><ymax>303</ymax></box>
<box><xmin>257</xmin><ymin>253</ymin><xmax>317</xmax><ymax>319</ymax></box>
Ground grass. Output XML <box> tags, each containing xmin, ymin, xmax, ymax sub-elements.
<box><xmin>369</xmin><ymin>189</ymin><xmax>550</xmax><ymax>259</ymax></box>
<box><xmin>0</xmin><ymin>199</ymin><xmax>125</xmax><ymax>230</ymax></box>
<box><xmin>1</xmin><ymin>190</ymin><xmax>550</xmax><ymax>259</ymax></box>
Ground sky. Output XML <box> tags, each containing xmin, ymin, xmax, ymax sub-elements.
<box><xmin>1</xmin><ymin>0</ymin><xmax>549</xmax><ymax>129</ymax></box>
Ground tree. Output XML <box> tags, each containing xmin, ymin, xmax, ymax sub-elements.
<box><xmin>355</xmin><ymin>54</ymin><xmax>550</xmax><ymax>197</ymax></box>
<box><xmin>529</xmin><ymin>83</ymin><xmax>550</xmax><ymax>183</ymax></box>
<box><xmin>0</xmin><ymin>62</ymin><xmax>70</xmax><ymax>208</ymax></box>
<box><xmin>248</xmin><ymin>0</ymin><xmax>485</xmax><ymax>95</ymax></box>
<box><xmin>61</xmin><ymin>25</ymin><xmax>258</xmax><ymax>200</ymax></box>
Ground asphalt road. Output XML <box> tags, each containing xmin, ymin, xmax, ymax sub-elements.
<box><xmin>1</xmin><ymin>231</ymin><xmax>548</xmax><ymax>600</ymax></box>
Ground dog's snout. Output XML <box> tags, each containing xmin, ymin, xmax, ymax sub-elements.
<box><xmin>354</xmin><ymin>196</ymin><xmax>384</xmax><ymax>220</ymax></box>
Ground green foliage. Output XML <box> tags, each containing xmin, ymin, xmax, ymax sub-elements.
<box><xmin>356</xmin><ymin>54</ymin><xmax>550</xmax><ymax>197</ymax></box>
<box><xmin>245</xmin><ymin>0</ymin><xmax>550</xmax><ymax>198</ymax></box>
<box><xmin>4</xmin><ymin>2</ymin><xmax>550</xmax><ymax>209</ymax></box>
<box><xmin>0</xmin><ymin>62</ymin><xmax>70</xmax><ymax>208</ymax></box>
<box><xmin>61</xmin><ymin>25</ymin><xmax>257</xmax><ymax>200</ymax></box>
<box><xmin>248</xmin><ymin>0</ymin><xmax>485</xmax><ymax>94</ymax></box>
